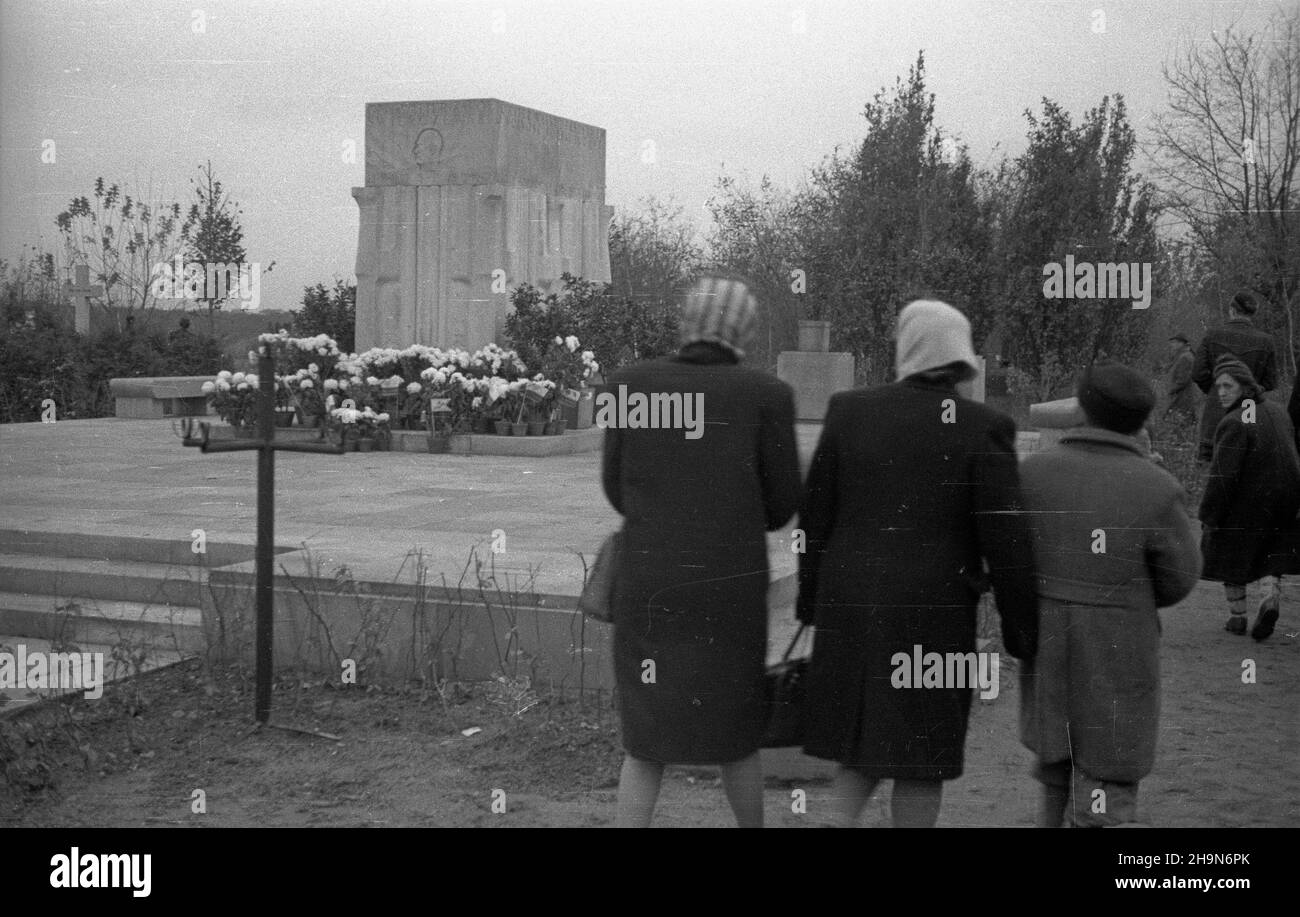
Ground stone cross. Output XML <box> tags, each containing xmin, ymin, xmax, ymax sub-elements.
<box><xmin>181</xmin><ymin>349</ymin><xmax>344</xmax><ymax>723</ymax></box>
<box><xmin>64</xmin><ymin>264</ymin><xmax>103</xmax><ymax>335</ymax></box>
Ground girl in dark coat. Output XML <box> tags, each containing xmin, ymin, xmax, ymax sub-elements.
<box><xmin>797</xmin><ymin>299</ymin><xmax>1038</xmax><ymax>828</ymax></box>
<box><xmin>1199</xmin><ymin>357</ymin><xmax>1300</xmax><ymax>639</ymax></box>
<box><xmin>602</xmin><ymin>274</ymin><xmax>801</xmax><ymax>828</ymax></box>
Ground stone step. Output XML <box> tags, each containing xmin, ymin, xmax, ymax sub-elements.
<box><xmin>0</xmin><ymin>591</ymin><xmax>204</xmax><ymax>654</ymax></box>
<box><xmin>0</xmin><ymin>553</ymin><xmax>206</xmax><ymax>608</ymax></box>
<box><xmin>0</xmin><ymin>528</ymin><xmax>263</xmax><ymax>569</ymax></box>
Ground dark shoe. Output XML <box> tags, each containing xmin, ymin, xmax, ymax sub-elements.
<box><xmin>1251</xmin><ymin>596</ymin><xmax>1280</xmax><ymax>641</ymax></box>
<box><xmin>1224</xmin><ymin>615</ymin><xmax>1247</xmax><ymax>635</ymax></box>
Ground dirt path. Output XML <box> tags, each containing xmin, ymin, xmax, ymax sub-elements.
<box><xmin>2</xmin><ymin>579</ymin><xmax>1295</xmax><ymax>828</ymax></box>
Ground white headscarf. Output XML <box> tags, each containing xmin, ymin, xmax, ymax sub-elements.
<box><xmin>895</xmin><ymin>299</ymin><xmax>979</xmax><ymax>381</ymax></box>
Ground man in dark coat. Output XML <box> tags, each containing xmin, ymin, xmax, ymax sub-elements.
<box><xmin>1199</xmin><ymin>357</ymin><xmax>1300</xmax><ymax>639</ymax></box>
<box><xmin>602</xmin><ymin>274</ymin><xmax>801</xmax><ymax>828</ymax></box>
<box><xmin>1163</xmin><ymin>333</ymin><xmax>1198</xmax><ymax>422</ymax></box>
<box><xmin>1192</xmin><ymin>291</ymin><xmax>1278</xmax><ymax>461</ymax></box>
<box><xmin>1019</xmin><ymin>362</ymin><xmax>1201</xmax><ymax>827</ymax></box>
<box><xmin>797</xmin><ymin>299</ymin><xmax>1037</xmax><ymax>828</ymax></box>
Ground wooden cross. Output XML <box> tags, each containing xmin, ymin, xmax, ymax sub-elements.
<box><xmin>181</xmin><ymin>349</ymin><xmax>344</xmax><ymax>723</ymax></box>
<box><xmin>64</xmin><ymin>263</ymin><xmax>103</xmax><ymax>335</ymax></box>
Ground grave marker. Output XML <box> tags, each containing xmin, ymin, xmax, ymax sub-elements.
<box><xmin>180</xmin><ymin>348</ymin><xmax>344</xmax><ymax>723</ymax></box>
<box><xmin>64</xmin><ymin>264</ymin><xmax>103</xmax><ymax>335</ymax></box>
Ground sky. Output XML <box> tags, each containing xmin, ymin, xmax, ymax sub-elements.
<box><xmin>0</xmin><ymin>0</ymin><xmax>1284</xmax><ymax>313</ymax></box>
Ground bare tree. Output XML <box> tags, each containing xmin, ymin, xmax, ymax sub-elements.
<box><xmin>55</xmin><ymin>178</ymin><xmax>194</xmax><ymax>331</ymax></box>
<box><xmin>1152</xmin><ymin>7</ymin><xmax>1300</xmax><ymax>373</ymax></box>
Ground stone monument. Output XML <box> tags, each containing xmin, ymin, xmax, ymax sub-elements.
<box><xmin>352</xmin><ymin>99</ymin><xmax>613</xmax><ymax>351</ymax></box>
<box><xmin>777</xmin><ymin>320</ymin><xmax>855</xmax><ymax>422</ymax></box>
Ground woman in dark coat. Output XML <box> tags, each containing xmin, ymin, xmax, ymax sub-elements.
<box><xmin>797</xmin><ymin>299</ymin><xmax>1038</xmax><ymax>828</ymax></box>
<box><xmin>602</xmin><ymin>274</ymin><xmax>801</xmax><ymax>827</ymax></box>
<box><xmin>1199</xmin><ymin>357</ymin><xmax>1300</xmax><ymax>639</ymax></box>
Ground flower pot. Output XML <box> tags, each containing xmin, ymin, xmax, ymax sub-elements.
<box><xmin>562</xmin><ymin>389</ymin><xmax>595</xmax><ymax>430</ymax></box>
<box><xmin>510</xmin><ymin>422</ymin><xmax>528</xmax><ymax>436</ymax></box>
<box><xmin>494</xmin><ymin>420</ymin><xmax>513</xmax><ymax>436</ymax></box>
<box><xmin>545</xmin><ymin>420</ymin><xmax>564</xmax><ymax>436</ymax></box>
<box><xmin>526</xmin><ymin>421</ymin><xmax>546</xmax><ymax>436</ymax></box>
<box><xmin>274</xmin><ymin>410</ymin><xmax>295</xmax><ymax>428</ymax></box>
<box><xmin>357</xmin><ymin>437</ymin><xmax>374</xmax><ymax>452</ymax></box>
<box><xmin>798</xmin><ymin>319</ymin><xmax>832</xmax><ymax>353</ymax></box>
<box><xmin>471</xmin><ymin>416</ymin><xmax>490</xmax><ymax>434</ymax></box>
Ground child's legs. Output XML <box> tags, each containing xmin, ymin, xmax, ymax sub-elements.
<box><xmin>616</xmin><ymin>754</ymin><xmax>664</xmax><ymax>828</ymax></box>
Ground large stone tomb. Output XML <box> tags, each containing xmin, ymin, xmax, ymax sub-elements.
<box><xmin>352</xmin><ymin>98</ymin><xmax>613</xmax><ymax>352</ymax></box>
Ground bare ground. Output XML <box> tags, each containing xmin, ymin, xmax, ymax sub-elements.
<box><xmin>2</xmin><ymin>578</ymin><xmax>1296</xmax><ymax>828</ymax></box>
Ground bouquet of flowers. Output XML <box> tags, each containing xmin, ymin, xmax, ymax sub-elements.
<box><xmin>202</xmin><ymin>371</ymin><xmax>260</xmax><ymax>429</ymax></box>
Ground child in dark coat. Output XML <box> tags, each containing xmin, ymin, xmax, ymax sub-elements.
<box><xmin>1019</xmin><ymin>362</ymin><xmax>1201</xmax><ymax>826</ymax></box>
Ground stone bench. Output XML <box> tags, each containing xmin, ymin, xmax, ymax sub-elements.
<box><xmin>109</xmin><ymin>376</ymin><xmax>211</xmax><ymax>419</ymax></box>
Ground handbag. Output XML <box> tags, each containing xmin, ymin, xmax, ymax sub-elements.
<box><xmin>577</xmin><ymin>531</ymin><xmax>622</xmax><ymax>623</ymax></box>
<box><xmin>762</xmin><ymin>623</ymin><xmax>810</xmax><ymax>748</ymax></box>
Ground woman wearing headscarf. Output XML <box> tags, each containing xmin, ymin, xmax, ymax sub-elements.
<box><xmin>602</xmin><ymin>273</ymin><xmax>802</xmax><ymax>828</ymax></box>
<box><xmin>1199</xmin><ymin>356</ymin><xmax>1300</xmax><ymax>639</ymax></box>
<box><xmin>796</xmin><ymin>299</ymin><xmax>1038</xmax><ymax>828</ymax></box>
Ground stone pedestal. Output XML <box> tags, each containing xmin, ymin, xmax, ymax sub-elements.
<box><xmin>353</xmin><ymin>99</ymin><xmax>612</xmax><ymax>352</ymax></box>
<box><xmin>777</xmin><ymin>352</ymin><xmax>856</xmax><ymax>422</ymax></box>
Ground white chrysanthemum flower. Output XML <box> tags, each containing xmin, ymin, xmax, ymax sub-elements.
<box><xmin>246</xmin><ymin>374</ymin><xmax>259</xmax><ymax>386</ymax></box>
<box><xmin>339</xmin><ymin>379</ymin><xmax>350</xmax><ymax>390</ymax></box>
<box><xmin>217</xmin><ymin>370</ymin><xmax>232</xmax><ymax>381</ymax></box>
<box><xmin>471</xmin><ymin>396</ymin><xmax>483</xmax><ymax>409</ymax></box>
<box><xmin>376</xmin><ymin>413</ymin><xmax>390</xmax><ymax>423</ymax></box>
<box><xmin>324</xmin><ymin>378</ymin><xmax>339</xmax><ymax>391</ymax></box>
<box><xmin>554</xmin><ymin>336</ymin><xmax>564</xmax><ymax>346</ymax></box>
<box><xmin>201</xmin><ymin>381</ymin><xmax>215</xmax><ymax>394</ymax></box>
<box><xmin>231</xmin><ymin>372</ymin><xmax>246</xmax><ymax>384</ymax></box>
<box><xmin>581</xmin><ymin>350</ymin><xmax>594</xmax><ymax>362</ymax></box>
<box><xmin>248</xmin><ymin>350</ymin><xmax>259</xmax><ymax>364</ymax></box>
<box><xmin>308</xmin><ymin>363</ymin><xmax>320</xmax><ymax>374</ymax></box>
<box><xmin>565</xmin><ymin>335</ymin><xmax>579</xmax><ymax>352</ymax></box>
<box><xmin>300</xmin><ymin>379</ymin><xmax>313</xmax><ymax>389</ymax></box>
<box><xmin>406</xmin><ymin>382</ymin><xmax>421</xmax><ymax>394</ymax></box>
<box><xmin>236</xmin><ymin>382</ymin><xmax>250</xmax><ymax>391</ymax></box>
<box><xmin>366</xmin><ymin>376</ymin><xmax>380</xmax><ymax>387</ymax></box>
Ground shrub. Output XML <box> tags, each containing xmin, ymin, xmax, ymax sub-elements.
<box><xmin>505</xmin><ymin>273</ymin><xmax>679</xmax><ymax>378</ymax></box>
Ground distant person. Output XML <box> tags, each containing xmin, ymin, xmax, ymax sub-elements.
<box><xmin>1192</xmin><ymin>291</ymin><xmax>1278</xmax><ymax>461</ymax></box>
<box><xmin>1163</xmin><ymin>333</ymin><xmax>1198</xmax><ymax>422</ymax></box>
<box><xmin>602</xmin><ymin>274</ymin><xmax>801</xmax><ymax>828</ymax></box>
<box><xmin>1199</xmin><ymin>357</ymin><xmax>1300</xmax><ymax>639</ymax></box>
<box><xmin>1019</xmin><ymin>362</ymin><xmax>1201</xmax><ymax>827</ymax></box>
<box><xmin>169</xmin><ymin>315</ymin><xmax>196</xmax><ymax>347</ymax></box>
<box><xmin>796</xmin><ymin>299</ymin><xmax>1038</xmax><ymax>828</ymax></box>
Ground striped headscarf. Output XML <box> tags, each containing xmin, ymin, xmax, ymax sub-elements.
<box><xmin>680</xmin><ymin>275</ymin><xmax>758</xmax><ymax>360</ymax></box>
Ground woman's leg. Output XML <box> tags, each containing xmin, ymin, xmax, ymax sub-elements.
<box><xmin>616</xmin><ymin>755</ymin><xmax>664</xmax><ymax>828</ymax></box>
<box><xmin>1253</xmin><ymin>575</ymin><xmax>1282</xmax><ymax>640</ymax></box>
<box><xmin>891</xmin><ymin>779</ymin><xmax>944</xmax><ymax>828</ymax></box>
<box><xmin>1224</xmin><ymin>582</ymin><xmax>1248</xmax><ymax>634</ymax></box>
<box><xmin>826</xmin><ymin>766</ymin><xmax>880</xmax><ymax>827</ymax></box>
<box><xmin>719</xmin><ymin>752</ymin><xmax>764</xmax><ymax>828</ymax></box>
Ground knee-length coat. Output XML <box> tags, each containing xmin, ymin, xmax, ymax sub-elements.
<box><xmin>1017</xmin><ymin>428</ymin><xmax>1201</xmax><ymax>782</ymax></box>
<box><xmin>795</xmin><ymin>379</ymin><xmax>1038</xmax><ymax>780</ymax></box>
<box><xmin>1199</xmin><ymin>395</ymin><xmax>1300</xmax><ymax>582</ymax></box>
<box><xmin>602</xmin><ymin>346</ymin><xmax>801</xmax><ymax>764</ymax></box>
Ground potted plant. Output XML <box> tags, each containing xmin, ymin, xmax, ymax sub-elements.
<box><xmin>203</xmin><ymin>371</ymin><xmax>260</xmax><ymax>435</ymax></box>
